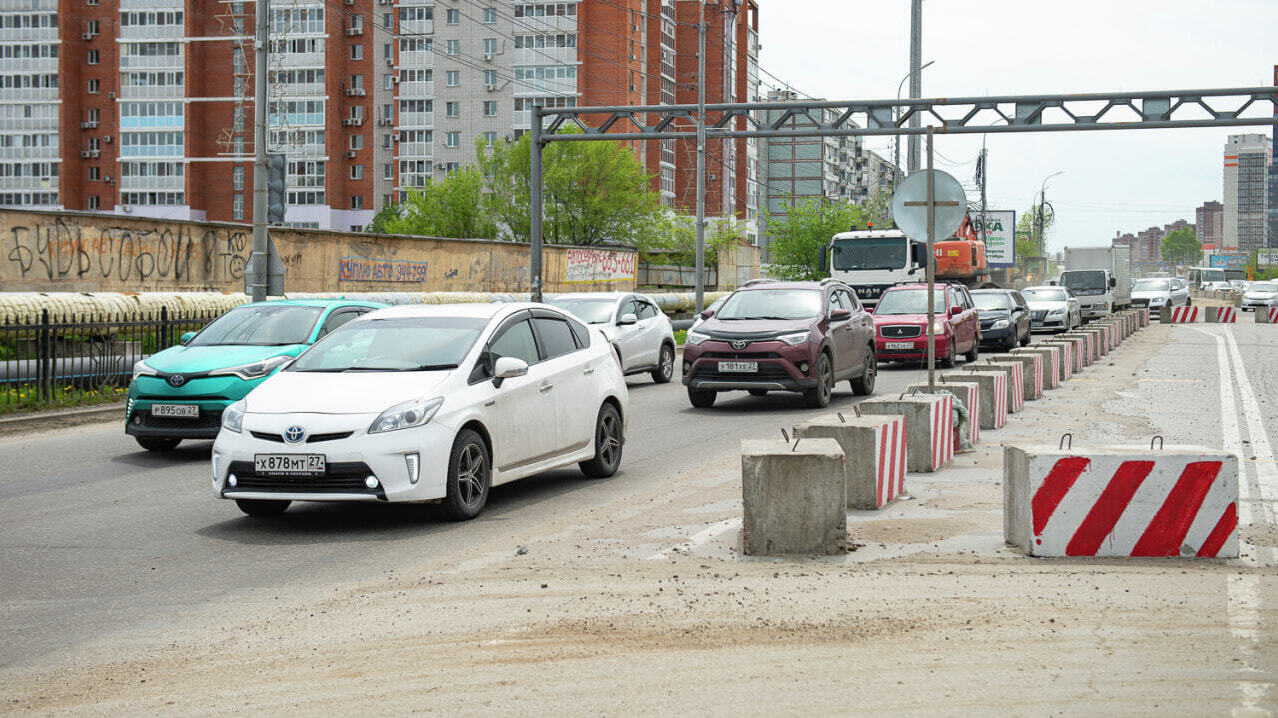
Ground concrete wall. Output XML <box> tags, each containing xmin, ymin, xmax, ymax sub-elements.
<box><xmin>0</xmin><ymin>208</ymin><xmax>638</xmax><ymax>295</ymax></box>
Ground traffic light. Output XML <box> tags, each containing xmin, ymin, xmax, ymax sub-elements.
<box><xmin>266</xmin><ymin>153</ymin><xmax>287</xmax><ymax>224</ymax></box>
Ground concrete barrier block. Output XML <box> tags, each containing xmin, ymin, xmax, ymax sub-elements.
<box><xmin>795</xmin><ymin>414</ymin><xmax>906</xmax><ymax>510</ymax></box>
<box><xmin>1012</xmin><ymin>346</ymin><xmax>1060</xmax><ymax>390</ymax></box>
<box><xmin>985</xmin><ymin>352</ymin><xmax>1043</xmax><ymax>400</ymax></box>
<box><xmin>1058</xmin><ymin>332</ymin><xmax>1095</xmax><ymax>366</ymax></box>
<box><xmin>907</xmin><ymin>382</ymin><xmax>979</xmax><ymax>446</ymax></box>
<box><xmin>1257</xmin><ymin>307</ymin><xmax>1278</xmax><ymax>324</ymax></box>
<box><xmin>1084</xmin><ymin>326</ymin><xmax>1110</xmax><ymax>355</ymax></box>
<box><xmin>1137</xmin><ymin>308</ymin><xmax>1150</xmax><ymax>327</ymax></box>
<box><xmin>1039</xmin><ymin>338</ymin><xmax>1080</xmax><ymax>376</ymax></box>
<box><xmin>1206</xmin><ymin>306</ymin><xmax>1238</xmax><ymax>323</ymax></box>
<box><xmin>1004</xmin><ymin>444</ymin><xmax>1239</xmax><ymax>558</ymax></box>
<box><xmin>940</xmin><ymin>373</ymin><xmax>1006</xmax><ymax>430</ymax></box>
<box><xmin>976</xmin><ymin>361</ymin><xmax>1024</xmax><ymax>413</ymax></box>
<box><xmin>742</xmin><ymin>438</ymin><xmax>847</xmax><ymax>556</ymax></box>
<box><xmin>1033</xmin><ymin>341</ymin><xmax>1074</xmax><ymax>381</ymax></box>
<box><xmin>1161</xmin><ymin>305</ymin><xmax>1199</xmax><ymax>323</ymax></box>
<box><xmin>857</xmin><ymin>395</ymin><xmax>954</xmax><ymax>472</ymax></box>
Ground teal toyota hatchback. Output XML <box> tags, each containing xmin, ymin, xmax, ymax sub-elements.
<box><xmin>126</xmin><ymin>299</ymin><xmax>385</xmax><ymax>451</ymax></box>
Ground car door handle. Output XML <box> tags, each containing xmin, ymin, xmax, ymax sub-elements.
<box><xmin>583</xmin><ymin>367</ymin><xmax>596</xmax><ymax>376</ymax></box>
<box><xmin>539</xmin><ymin>384</ymin><xmax>554</xmax><ymax>393</ymax></box>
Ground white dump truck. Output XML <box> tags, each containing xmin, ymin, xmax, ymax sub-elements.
<box><xmin>1058</xmin><ymin>246</ymin><xmax>1131</xmax><ymax>319</ymax></box>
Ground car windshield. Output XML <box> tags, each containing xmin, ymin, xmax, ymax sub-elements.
<box><xmin>1060</xmin><ymin>271</ymin><xmax>1107</xmax><ymax>295</ymax></box>
<box><xmin>1133</xmin><ymin>279</ymin><xmax>1171</xmax><ymax>291</ymax></box>
<box><xmin>290</xmin><ymin>316</ymin><xmax>487</xmax><ymax>372</ymax></box>
<box><xmin>188</xmin><ymin>305</ymin><xmax>324</xmax><ymax>346</ymax></box>
<box><xmin>1251</xmin><ymin>283</ymin><xmax>1278</xmax><ymax>293</ymax></box>
<box><xmin>972</xmin><ymin>293</ymin><xmax>1012</xmax><ymax>310</ymax></box>
<box><xmin>1023</xmin><ymin>288</ymin><xmax>1068</xmax><ymax>302</ymax></box>
<box><xmin>546</xmin><ymin>297</ymin><xmax>615</xmax><ymax>324</ymax></box>
<box><xmin>716</xmin><ymin>289</ymin><xmax>821</xmax><ymax>320</ymax></box>
<box><xmin>831</xmin><ymin>237</ymin><xmax>907</xmax><ymax>272</ymax></box>
<box><xmin>873</xmin><ymin>289</ymin><xmax>944</xmax><ymax>315</ymax></box>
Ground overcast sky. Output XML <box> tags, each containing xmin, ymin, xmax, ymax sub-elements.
<box><xmin>757</xmin><ymin>0</ymin><xmax>1277</xmax><ymax>251</ymax></box>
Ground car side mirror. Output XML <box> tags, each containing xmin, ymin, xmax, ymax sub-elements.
<box><xmin>818</xmin><ymin>244</ymin><xmax>830</xmax><ymax>272</ymax></box>
<box><xmin>491</xmin><ymin>356</ymin><xmax>528</xmax><ymax>388</ymax></box>
<box><xmin>1109</xmin><ymin>277</ymin><xmax>1117</xmax><ymax>288</ymax></box>
<box><xmin>829</xmin><ymin>308</ymin><xmax>852</xmax><ymax>321</ymax></box>
<box><xmin>949</xmin><ymin>306</ymin><xmax>963</xmax><ymax>317</ymax></box>
<box><xmin>180</xmin><ymin>331</ymin><xmax>196</xmax><ymax>345</ymax></box>
<box><xmin>700</xmin><ymin>309</ymin><xmax>715</xmax><ymax>320</ymax></box>
<box><xmin>617</xmin><ymin>313</ymin><xmax>638</xmax><ymax>326</ymax></box>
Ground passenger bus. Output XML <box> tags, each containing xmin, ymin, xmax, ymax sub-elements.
<box><xmin>1186</xmin><ymin>266</ymin><xmax>1226</xmax><ymax>289</ymax></box>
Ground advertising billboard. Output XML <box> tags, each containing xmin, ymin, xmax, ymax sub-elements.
<box><xmin>973</xmin><ymin>210</ymin><xmax>1016</xmax><ymax>268</ymax></box>
<box><xmin>1257</xmin><ymin>248</ymin><xmax>1278</xmax><ymax>267</ymax></box>
<box><xmin>1209</xmin><ymin>253</ymin><xmax>1248</xmax><ymax>270</ymax></box>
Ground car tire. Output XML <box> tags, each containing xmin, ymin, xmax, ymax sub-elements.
<box><xmin>650</xmin><ymin>343</ymin><xmax>675</xmax><ymax>384</ymax></box>
<box><xmin>688</xmin><ymin>387</ymin><xmax>717</xmax><ymax>408</ymax></box>
<box><xmin>136</xmin><ymin>436</ymin><xmax>181</xmax><ymax>452</ymax></box>
<box><xmin>803</xmin><ymin>353</ymin><xmax>834</xmax><ymax>409</ymax></box>
<box><xmin>1019</xmin><ymin>327</ymin><xmax>1031</xmax><ymax>347</ymax></box>
<box><xmin>940</xmin><ymin>342</ymin><xmax>956</xmax><ymax>369</ymax></box>
<box><xmin>579</xmin><ymin>403</ymin><xmax>624</xmax><ymax>479</ymax></box>
<box><xmin>442</xmin><ymin>429</ymin><xmax>490</xmax><ymax>521</ymax></box>
<box><xmin>964</xmin><ymin>338</ymin><xmax>979</xmax><ymax>362</ymax></box>
<box><xmin>748</xmin><ymin>388</ymin><xmax>768</xmax><ymax>397</ymax></box>
<box><xmin>235</xmin><ymin>498</ymin><xmax>290</xmax><ymax>517</ymax></box>
<box><xmin>850</xmin><ymin>346</ymin><xmax>876</xmax><ymax>396</ymax></box>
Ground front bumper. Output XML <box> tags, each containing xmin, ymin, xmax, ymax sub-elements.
<box><xmin>1241</xmin><ymin>298</ymin><xmax>1273</xmax><ymax>310</ymax></box>
<box><xmin>1031</xmin><ymin>315</ymin><xmax>1069</xmax><ymax>331</ymax></box>
<box><xmin>212</xmin><ymin>412</ymin><xmax>456</xmax><ymax>503</ymax></box>
<box><xmin>682</xmin><ymin>340</ymin><xmax>818</xmax><ymax>393</ymax></box>
<box><xmin>874</xmin><ymin>333</ymin><xmax>953</xmax><ymax>361</ymax></box>
<box><xmin>126</xmin><ymin>374</ymin><xmax>258</xmax><ymax>440</ymax></box>
<box><xmin>979</xmin><ymin>325</ymin><xmax>1013</xmax><ymax>344</ymax></box>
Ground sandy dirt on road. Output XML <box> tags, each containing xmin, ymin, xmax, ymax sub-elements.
<box><xmin>5</xmin><ymin>322</ymin><xmax>1277</xmax><ymax>717</ymax></box>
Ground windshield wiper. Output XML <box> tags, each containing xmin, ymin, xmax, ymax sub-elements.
<box><xmin>412</xmin><ymin>363</ymin><xmax>459</xmax><ymax>371</ymax></box>
<box><xmin>291</xmin><ymin>368</ymin><xmax>346</xmax><ymax>373</ymax></box>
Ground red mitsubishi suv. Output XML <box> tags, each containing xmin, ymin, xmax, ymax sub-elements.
<box><xmin>681</xmin><ymin>280</ymin><xmax>877</xmax><ymax>408</ymax></box>
<box><xmin>872</xmin><ymin>283</ymin><xmax>981</xmax><ymax>366</ymax></box>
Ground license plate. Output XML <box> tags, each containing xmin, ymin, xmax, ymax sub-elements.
<box><xmin>718</xmin><ymin>361</ymin><xmax>757</xmax><ymax>373</ymax></box>
<box><xmin>151</xmin><ymin>403</ymin><xmax>198</xmax><ymax>418</ymax></box>
<box><xmin>885</xmin><ymin>342</ymin><xmax>915</xmax><ymax>350</ymax></box>
<box><xmin>254</xmin><ymin>454</ymin><xmax>326</xmax><ymax>476</ymax></box>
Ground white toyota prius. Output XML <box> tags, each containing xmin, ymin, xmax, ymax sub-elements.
<box><xmin>211</xmin><ymin>303</ymin><xmax>628</xmax><ymax>520</ymax></box>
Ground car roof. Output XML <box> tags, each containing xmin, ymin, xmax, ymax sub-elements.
<box><xmin>254</xmin><ymin>298</ymin><xmax>386</xmax><ymax>309</ymax></box>
<box><xmin>736</xmin><ymin>281</ymin><xmax>834</xmax><ymax>291</ymax></box>
<box><xmin>1022</xmin><ymin>285</ymin><xmax>1064</xmax><ymax>291</ymax></box>
<box><xmin>884</xmin><ymin>283</ymin><xmax>962</xmax><ymax>292</ymax></box>
<box><xmin>970</xmin><ymin>288</ymin><xmax>1014</xmax><ymax>294</ymax></box>
<box><xmin>547</xmin><ymin>292</ymin><xmax>633</xmax><ymax>301</ymax></box>
<box><xmin>358</xmin><ymin>302</ymin><xmax>581</xmax><ymax>321</ymax></box>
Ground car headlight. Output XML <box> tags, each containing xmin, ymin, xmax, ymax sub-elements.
<box><xmin>685</xmin><ymin>330</ymin><xmax>711</xmax><ymax>346</ymax></box>
<box><xmin>1149</xmin><ymin>296</ymin><xmax>1166</xmax><ymax>305</ymax></box>
<box><xmin>208</xmin><ymin>355</ymin><xmax>292</xmax><ymax>381</ymax></box>
<box><xmin>1048</xmin><ymin>308</ymin><xmax>1066</xmax><ymax>316</ymax></box>
<box><xmin>222</xmin><ymin>400</ymin><xmax>246</xmax><ymax>433</ymax></box>
<box><xmin>991</xmin><ymin>319</ymin><xmax>1010</xmax><ymax>329</ymax></box>
<box><xmin>776</xmin><ymin>331</ymin><xmax>810</xmax><ymax>346</ymax></box>
<box><xmin>931</xmin><ymin>320</ymin><xmax>948</xmax><ymax>334</ymax></box>
<box><xmin>369</xmin><ymin>397</ymin><xmax>444</xmax><ymax>434</ymax></box>
<box><xmin>132</xmin><ymin>359</ymin><xmax>158</xmax><ymax>381</ymax></box>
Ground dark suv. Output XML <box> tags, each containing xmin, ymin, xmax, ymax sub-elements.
<box><xmin>681</xmin><ymin>280</ymin><xmax>877</xmax><ymax>408</ymax></box>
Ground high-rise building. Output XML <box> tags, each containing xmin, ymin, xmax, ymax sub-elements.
<box><xmin>1195</xmin><ymin>200</ymin><xmax>1223</xmax><ymax>248</ymax></box>
<box><xmin>0</xmin><ymin>0</ymin><xmax>760</xmax><ymax>234</ymax></box>
<box><xmin>1268</xmin><ymin>65</ymin><xmax>1278</xmax><ymax>249</ymax></box>
<box><xmin>1222</xmin><ymin>133</ymin><xmax>1271</xmax><ymax>252</ymax></box>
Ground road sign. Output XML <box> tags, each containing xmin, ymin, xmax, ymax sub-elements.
<box><xmin>974</xmin><ymin>210</ymin><xmax>1016</xmax><ymax>268</ymax></box>
<box><xmin>891</xmin><ymin>170</ymin><xmax>967</xmax><ymax>242</ymax></box>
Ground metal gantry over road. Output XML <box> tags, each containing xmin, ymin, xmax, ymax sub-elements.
<box><xmin>527</xmin><ymin>84</ymin><xmax>1278</xmax><ymax>302</ymax></box>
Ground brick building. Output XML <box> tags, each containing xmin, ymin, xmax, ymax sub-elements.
<box><xmin>0</xmin><ymin>0</ymin><xmax>760</xmax><ymax>235</ymax></box>
<box><xmin>1195</xmin><ymin>200</ymin><xmax>1223</xmax><ymax>249</ymax></box>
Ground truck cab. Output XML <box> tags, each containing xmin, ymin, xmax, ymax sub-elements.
<box><xmin>1059</xmin><ymin>269</ymin><xmax>1117</xmax><ymax>319</ymax></box>
<box><xmin>822</xmin><ymin>229</ymin><xmax>929</xmax><ymax>309</ymax></box>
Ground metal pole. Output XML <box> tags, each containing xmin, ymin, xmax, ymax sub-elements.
<box><xmin>907</xmin><ymin>0</ymin><xmax>922</xmax><ymax>173</ymax></box>
<box><xmin>249</xmin><ymin>0</ymin><xmax>269</xmax><ymax>303</ymax></box>
<box><xmin>926</xmin><ymin>127</ymin><xmax>936</xmax><ymax>391</ymax></box>
<box><xmin>694</xmin><ymin>2</ymin><xmax>706</xmax><ymax>314</ymax></box>
<box><xmin>894</xmin><ymin>61</ymin><xmax>932</xmax><ymax>184</ymax></box>
<box><xmin>530</xmin><ymin>106</ymin><xmax>544</xmax><ymax>303</ymax></box>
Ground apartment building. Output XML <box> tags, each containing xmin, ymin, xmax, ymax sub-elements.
<box><xmin>0</xmin><ymin>0</ymin><xmax>760</xmax><ymax>235</ymax></box>
<box><xmin>1222</xmin><ymin>133</ymin><xmax>1271</xmax><ymax>252</ymax></box>
<box><xmin>1195</xmin><ymin>200</ymin><xmax>1223</xmax><ymax>249</ymax></box>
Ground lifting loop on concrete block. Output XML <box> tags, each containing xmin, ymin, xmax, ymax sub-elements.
<box><xmin>853</xmin><ymin>405</ymin><xmax>861</xmax><ymax>417</ymax></box>
<box><xmin>791</xmin><ymin>438</ymin><xmax>801</xmax><ymax>452</ymax></box>
<box><xmin>1151</xmin><ymin>436</ymin><xmax>1164</xmax><ymax>451</ymax></box>
<box><xmin>780</xmin><ymin>428</ymin><xmax>790</xmax><ymax>442</ymax></box>
<box><xmin>1059</xmin><ymin>433</ymin><xmax>1073</xmax><ymax>450</ymax></box>
<box><xmin>837</xmin><ymin>412</ymin><xmax>846</xmax><ymax>423</ymax></box>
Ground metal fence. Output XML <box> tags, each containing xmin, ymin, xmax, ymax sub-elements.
<box><xmin>0</xmin><ymin>308</ymin><xmax>218</xmax><ymax>411</ymax></box>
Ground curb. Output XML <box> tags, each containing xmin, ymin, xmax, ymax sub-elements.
<box><xmin>0</xmin><ymin>401</ymin><xmax>126</xmax><ymax>435</ymax></box>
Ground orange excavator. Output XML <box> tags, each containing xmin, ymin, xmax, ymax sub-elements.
<box><xmin>933</xmin><ymin>214</ymin><xmax>991</xmax><ymax>287</ymax></box>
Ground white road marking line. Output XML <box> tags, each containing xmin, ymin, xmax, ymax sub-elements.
<box><xmin>1223</xmin><ymin>326</ymin><xmax>1278</xmax><ymax>527</ymax></box>
<box><xmin>645</xmin><ymin>517</ymin><xmax>741</xmax><ymax>561</ymax></box>
<box><xmin>1113</xmin><ymin>390</ymin><xmax>1139</xmax><ymax>399</ymax></box>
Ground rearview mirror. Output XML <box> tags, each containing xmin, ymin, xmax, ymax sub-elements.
<box><xmin>492</xmin><ymin>356</ymin><xmax>528</xmax><ymax>388</ymax></box>
<box><xmin>1109</xmin><ymin>277</ymin><xmax>1117</xmax><ymax>288</ymax></box>
<box><xmin>617</xmin><ymin>313</ymin><xmax>638</xmax><ymax>326</ymax></box>
<box><xmin>700</xmin><ymin>309</ymin><xmax>715</xmax><ymax>320</ymax></box>
<box><xmin>830</xmin><ymin>308</ymin><xmax>852</xmax><ymax>321</ymax></box>
<box><xmin>180</xmin><ymin>331</ymin><xmax>196</xmax><ymax>345</ymax></box>
<box><xmin>818</xmin><ymin>244</ymin><xmax>830</xmax><ymax>272</ymax></box>
<box><xmin>949</xmin><ymin>306</ymin><xmax>963</xmax><ymax>317</ymax></box>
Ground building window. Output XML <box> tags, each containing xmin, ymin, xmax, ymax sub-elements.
<box><xmin>88</xmin><ymin>195</ymin><xmax>99</xmax><ymax>210</ymax></box>
<box><xmin>383</xmin><ymin>163</ymin><xmax>393</xmax><ymax>179</ymax></box>
<box><xmin>446</xmin><ymin>101</ymin><xmax>459</xmax><ymax>118</ymax></box>
<box><xmin>383</xmin><ymin>12</ymin><xmax>392</xmax><ymax>28</ymax></box>
<box><xmin>350</xmin><ymin>44</ymin><xmax>363</xmax><ymax>60</ymax></box>
<box><xmin>350</xmin><ymin>164</ymin><xmax>364</xmax><ymax>179</ymax></box>
<box><xmin>446</xmin><ymin>70</ymin><xmax>459</xmax><ymax>87</ymax></box>
<box><xmin>483</xmin><ymin>101</ymin><xmax>497</xmax><ymax>117</ymax></box>
<box><xmin>232</xmin><ymin>193</ymin><xmax>244</xmax><ymax>220</ymax></box>
<box><xmin>350</xmin><ymin>195</ymin><xmax>363</xmax><ymax>209</ymax></box>
<box><xmin>483</xmin><ymin>38</ymin><xmax>497</xmax><ymax>56</ymax></box>
<box><xmin>481</xmin><ymin>131</ymin><xmax>498</xmax><ymax>145</ymax></box>
<box><xmin>445</xmin><ymin>131</ymin><xmax>459</xmax><ymax>148</ymax></box>
<box><xmin>87</xmin><ymin>49</ymin><xmax>99</xmax><ymax>65</ymax></box>
<box><xmin>88</xmin><ymin>167</ymin><xmax>100</xmax><ymax>181</ymax></box>
<box><xmin>232</xmin><ymin>166</ymin><xmax>244</xmax><ymax>190</ymax></box>
<box><xmin>446</xmin><ymin>8</ymin><xmax>459</xmax><ymax>24</ymax></box>
<box><xmin>384</xmin><ymin>73</ymin><xmax>394</xmax><ymax>90</ymax></box>
<box><xmin>86</xmin><ymin>19</ymin><xmax>99</xmax><ymax>35</ymax></box>
<box><xmin>383</xmin><ymin>133</ymin><xmax>393</xmax><ymax>148</ymax></box>
<box><xmin>445</xmin><ymin>40</ymin><xmax>459</xmax><ymax>55</ymax></box>
<box><xmin>350</xmin><ymin>134</ymin><xmax>363</xmax><ymax>150</ymax></box>
<box><xmin>445</xmin><ymin>162</ymin><xmax>459</xmax><ymax>173</ymax></box>
<box><xmin>87</xmin><ymin>108</ymin><xmax>99</xmax><ymax>124</ymax></box>
<box><xmin>483</xmin><ymin>70</ymin><xmax>497</xmax><ymax>87</ymax></box>
<box><xmin>384</xmin><ymin>42</ymin><xmax>392</xmax><ymax>60</ymax></box>
<box><xmin>482</xmin><ymin>8</ymin><xmax>497</xmax><ymax>23</ymax></box>
<box><xmin>87</xmin><ymin>78</ymin><xmax>99</xmax><ymax>93</ymax></box>
<box><xmin>382</xmin><ymin>194</ymin><xmax>392</xmax><ymax>207</ymax></box>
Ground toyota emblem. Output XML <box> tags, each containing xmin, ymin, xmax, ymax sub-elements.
<box><xmin>730</xmin><ymin>339</ymin><xmax>749</xmax><ymax>350</ymax></box>
<box><xmin>167</xmin><ymin>374</ymin><xmax>186</xmax><ymax>388</ymax></box>
<box><xmin>283</xmin><ymin>425</ymin><xmax>307</xmax><ymax>444</ymax></box>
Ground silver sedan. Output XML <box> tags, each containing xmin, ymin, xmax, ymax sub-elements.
<box><xmin>1021</xmin><ymin>285</ymin><xmax>1082</xmax><ymax>332</ymax></box>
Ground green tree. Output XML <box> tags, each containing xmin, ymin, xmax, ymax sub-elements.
<box><xmin>764</xmin><ymin>196</ymin><xmax>884</xmax><ymax>280</ymax></box>
<box><xmin>477</xmin><ymin>130</ymin><xmax>661</xmax><ymax>247</ymax></box>
<box><xmin>1161</xmin><ymin>227</ymin><xmax>1201</xmax><ymax>266</ymax></box>
<box><xmin>371</xmin><ymin>166</ymin><xmax>497</xmax><ymax>239</ymax></box>
<box><xmin>641</xmin><ymin>211</ymin><xmax>746</xmax><ymax>266</ymax></box>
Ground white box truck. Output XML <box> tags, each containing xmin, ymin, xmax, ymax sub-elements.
<box><xmin>1059</xmin><ymin>246</ymin><xmax>1132</xmax><ymax>319</ymax></box>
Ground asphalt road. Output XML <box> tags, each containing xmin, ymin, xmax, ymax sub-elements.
<box><xmin>0</xmin><ymin>343</ymin><xmax>950</xmax><ymax>670</ymax></box>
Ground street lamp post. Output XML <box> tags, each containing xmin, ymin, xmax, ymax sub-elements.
<box><xmin>893</xmin><ymin>60</ymin><xmax>933</xmax><ymax>185</ymax></box>
<box><xmin>1035</xmin><ymin>171</ymin><xmax>1063</xmax><ymax>253</ymax></box>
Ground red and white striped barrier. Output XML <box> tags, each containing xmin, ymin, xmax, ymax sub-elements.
<box><xmin>1004</xmin><ymin>446</ymin><xmax>1239</xmax><ymax>558</ymax></box>
<box><xmin>908</xmin><ymin>382</ymin><xmax>980</xmax><ymax>446</ymax></box>
<box><xmin>795</xmin><ymin>414</ymin><xmax>906</xmax><ymax>510</ymax></box>
<box><xmin>981</xmin><ymin>360</ymin><xmax>1024</xmax><ymax>413</ymax></box>
<box><xmin>858</xmin><ymin>394</ymin><xmax>954</xmax><ymax>473</ymax></box>
<box><xmin>927</xmin><ymin>393</ymin><xmax>955</xmax><ymax>471</ymax></box>
<box><xmin>1061</xmin><ymin>332</ymin><xmax>1095</xmax><ymax>365</ymax></box>
<box><xmin>1040</xmin><ymin>339</ymin><xmax>1079</xmax><ymax>376</ymax></box>
<box><xmin>1257</xmin><ymin>307</ymin><xmax>1278</xmax><ymax>324</ymax></box>
<box><xmin>941</xmin><ymin>372</ymin><xmax>1006</xmax><ymax>430</ymax></box>
<box><xmin>1206</xmin><ymin>306</ymin><xmax>1237</xmax><ymax>323</ymax></box>
<box><xmin>1014</xmin><ymin>346</ymin><xmax>1061</xmax><ymax>390</ymax></box>
<box><xmin>1162</xmin><ymin>305</ymin><xmax>1199</xmax><ymax>323</ymax></box>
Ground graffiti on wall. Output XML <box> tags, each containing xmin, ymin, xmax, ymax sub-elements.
<box><xmin>337</xmin><ymin>256</ymin><xmax>429</xmax><ymax>283</ymax></box>
<box><xmin>564</xmin><ymin>248</ymin><xmax>637</xmax><ymax>283</ymax></box>
<box><xmin>4</xmin><ymin>215</ymin><xmax>248</xmax><ymax>284</ymax></box>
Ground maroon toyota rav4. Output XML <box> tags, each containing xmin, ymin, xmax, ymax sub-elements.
<box><xmin>681</xmin><ymin>280</ymin><xmax>877</xmax><ymax>408</ymax></box>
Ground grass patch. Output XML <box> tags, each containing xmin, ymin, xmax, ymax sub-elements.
<box><xmin>0</xmin><ymin>384</ymin><xmax>129</xmax><ymax>416</ymax></box>
<box><xmin>673</xmin><ymin>329</ymin><xmax>686</xmax><ymax>346</ymax></box>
